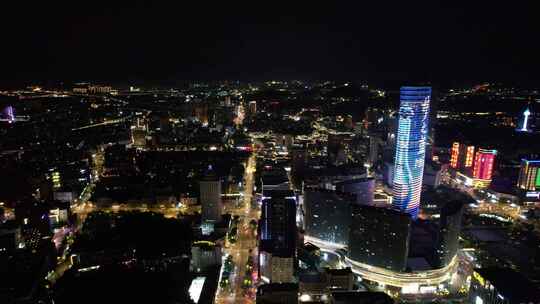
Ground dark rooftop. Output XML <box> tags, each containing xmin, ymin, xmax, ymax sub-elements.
<box><xmin>324</xmin><ymin>267</ymin><xmax>353</xmax><ymax>276</ymax></box>
<box><xmin>474</xmin><ymin>268</ymin><xmax>540</xmax><ymax>301</ymax></box>
<box><xmin>262</xmin><ymin>189</ymin><xmax>295</xmax><ymax>199</ymax></box>
<box><xmin>257</xmin><ymin>282</ymin><xmax>299</xmax><ymax>294</ymax></box>
<box><xmin>330</xmin><ymin>291</ymin><xmax>394</xmax><ymax>304</ymax></box>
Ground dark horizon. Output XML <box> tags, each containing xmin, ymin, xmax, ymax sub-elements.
<box><xmin>1</xmin><ymin>2</ymin><xmax>539</xmax><ymax>87</ymax></box>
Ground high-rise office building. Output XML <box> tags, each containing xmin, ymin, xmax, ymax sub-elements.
<box><xmin>392</xmin><ymin>86</ymin><xmax>431</xmax><ymax>219</ymax></box>
<box><xmin>368</xmin><ymin>135</ymin><xmax>380</xmax><ymax>168</ymax></box>
<box><xmin>224</xmin><ymin>96</ymin><xmax>231</xmax><ymax>107</ymax></box>
<box><xmin>451</xmin><ymin>143</ymin><xmax>497</xmax><ymax>188</ymax></box>
<box><xmin>131</xmin><ymin>128</ymin><xmax>147</xmax><ymax>147</ymax></box>
<box><xmin>249</xmin><ymin>100</ymin><xmax>257</xmax><ymax>117</ymax></box>
<box><xmin>159</xmin><ymin>114</ymin><xmax>171</xmax><ymax>133</ymax></box>
<box><xmin>386</xmin><ymin>113</ymin><xmax>398</xmax><ymax>143</ymax></box>
<box><xmin>303</xmin><ymin>189</ymin><xmax>353</xmax><ymax>246</ymax></box>
<box><xmin>450</xmin><ymin>142</ymin><xmax>459</xmax><ymax>168</ymax></box>
<box><xmin>0</xmin><ymin>221</ymin><xmax>22</xmax><ymax>253</ymax></box>
<box><xmin>190</xmin><ymin>241</ymin><xmax>222</xmax><ymax>273</ymax></box>
<box><xmin>199</xmin><ymin>167</ymin><xmax>222</xmax><ymax>223</ymax></box>
<box><xmin>383</xmin><ymin>162</ymin><xmax>394</xmax><ymax>187</ymax></box>
<box><xmin>290</xmin><ymin>146</ymin><xmax>308</xmax><ymax>175</ymax></box>
<box><xmin>327</xmin><ymin>133</ymin><xmax>347</xmax><ymax>166</ymax></box>
<box><xmin>472</xmin><ymin>149</ymin><xmax>497</xmax><ymax>188</ymax></box>
<box><xmin>259</xmin><ymin>190</ymin><xmax>297</xmax><ymax>283</ymax></box>
<box><xmin>450</xmin><ymin>142</ymin><xmax>475</xmax><ymax>172</ymax></box>
<box><xmin>260</xmin><ymin>190</ymin><xmax>297</xmax><ymax>257</ymax></box>
<box><xmin>433</xmin><ymin>201</ymin><xmax>463</xmax><ymax>268</ymax></box>
<box><xmin>335</xmin><ymin>177</ymin><xmax>375</xmax><ymax>205</ymax></box>
<box><xmin>426</xmin><ymin>88</ymin><xmax>439</xmax><ymax>161</ymax></box>
<box><xmin>15</xmin><ymin>200</ymin><xmax>52</xmax><ymax>250</ymax></box>
<box><xmin>423</xmin><ymin>160</ymin><xmax>442</xmax><ymax>188</ymax></box>
<box><xmin>256</xmin><ymin>283</ymin><xmax>298</xmax><ymax>304</ymax></box>
<box><xmin>517</xmin><ymin>159</ymin><xmax>540</xmax><ymax>191</ymax></box>
<box><xmin>348</xmin><ymin>205</ymin><xmax>412</xmax><ymax>272</ymax></box>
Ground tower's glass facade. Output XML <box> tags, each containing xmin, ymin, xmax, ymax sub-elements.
<box><xmin>392</xmin><ymin>86</ymin><xmax>431</xmax><ymax>219</ymax></box>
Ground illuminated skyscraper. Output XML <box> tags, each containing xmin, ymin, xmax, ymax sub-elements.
<box><xmin>259</xmin><ymin>190</ymin><xmax>296</xmax><ymax>283</ymax></box>
<box><xmin>450</xmin><ymin>142</ymin><xmax>475</xmax><ymax>171</ymax></box>
<box><xmin>465</xmin><ymin>145</ymin><xmax>475</xmax><ymax>168</ymax></box>
<box><xmin>200</xmin><ymin>166</ymin><xmax>222</xmax><ymax>223</ymax></box>
<box><xmin>248</xmin><ymin>100</ymin><xmax>257</xmax><ymax>117</ymax></box>
<box><xmin>472</xmin><ymin>149</ymin><xmax>496</xmax><ymax>181</ymax></box>
<box><xmin>450</xmin><ymin>142</ymin><xmax>459</xmax><ymax>168</ymax></box>
<box><xmin>517</xmin><ymin>159</ymin><xmax>540</xmax><ymax>191</ymax></box>
<box><xmin>392</xmin><ymin>86</ymin><xmax>431</xmax><ymax>219</ymax></box>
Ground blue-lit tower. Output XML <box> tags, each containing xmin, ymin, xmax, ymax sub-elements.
<box><xmin>392</xmin><ymin>86</ymin><xmax>431</xmax><ymax>219</ymax></box>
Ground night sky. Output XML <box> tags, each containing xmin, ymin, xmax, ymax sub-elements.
<box><xmin>1</xmin><ymin>1</ymin><xmax>538</xmax><ymax>87</ymax></box>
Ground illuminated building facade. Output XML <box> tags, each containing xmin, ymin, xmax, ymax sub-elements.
<box><xmin>451</xmin><ymin>143</ymin><xmax>497</xmax><ymax>188</ymax></box>
<box><xmin>517</xmin><ymin>159</ymin><xmax>540</xmax><ymax>201</ymax></box>
<box><xmin>260</xmin><ymin>190</ymin><xmax>297</xmax><ymax>257</ymax></box>
<box><xmin>51</xmin><ymin>170</ymin><xmax>62</xmax><ymax>189</ymax></box>
<box><xmin>517</xmin><ymin>159</ymin><xmax>540</xmax><ymax>191</ymax></box>
<box><xmin>465</xmin><ymin>145</ymin><xmax>475</xmax><ymax>168</ymax></box>
<box><xmin>199</xmin><ymin>168</ymin><xmax>222</xmax><ymax>223</ymax></box>
<box><xmin>450</xmin><ymin>142</ymin><xmax>475</xmax><ymax>172</ymax></box>
<box><xmin>259</xmin><ymin>190</ymin><xmax>297</xmax><ymax>283</ymax></box>
<box><xmin>471</xmin><ymin>149</ymin><xmax>496</xmax><ymax>188</ymax></box>
<box><xmin>392</xmin><ymin>86</ymin><xmax>431</xmax><ymax>219</ymax></box>
<box><xmin>450</xmin><ymin>143</ymin><xmax>459</xmax><ymax>168</ymax></box>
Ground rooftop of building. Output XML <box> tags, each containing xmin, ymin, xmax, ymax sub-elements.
<box><xmin>334</xmin><ymin>177</ymin><xmax>375</xmax><ymax>185</ymax></box>
<box><xmin>299</xmin><ymin>271</ymin><xmax>324</xmax><ymax>283</ymax></box>
<box><xmin>303</xmin><ymin>187</ymin><xmax>357</xmax><ymax>201</ymax></box>
<box><xmin>324</xmin><ymin>267</ymin><xmax>352</xmax><ymax>276</ymax></box>
<box><xmin>330</xmin><ymin>291</ymin><xmax>394</xmax><ymax>304</ymax></box>
<box><xmin>262</xmin><ymin>189</ymin><xmax>295</xmax><ymax>199</ymax></box>
<box><xmin>306</xmin><ymin>164</ymin><xmax>367</xmax><ymax>178</ymax></box>
<box><xmin>261</xmin><ymin>168</ymin><xmax>289</xmax><ymax>185</ymax></box>
<box><xmin>351</xmin><ymin>204</ymin><xmax>411</xmax><ymax>220</ymax></box>
<box><xmin>257</xmin><ymin>282</ymin><xmax>299</xmax><ymax>294</ymax></box>
<box><xmin>192</xmin><ymin>240</ymin><xmax>218</xmax><ymax>250</ymax></box>
<box><xmin>261</xmin><ymin>175</ymin><xmax>289</xmax><ymax>186</ymax></box>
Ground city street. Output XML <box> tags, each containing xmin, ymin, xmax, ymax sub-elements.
<box><xmin>216</xmin><ymin>153</ymin><xmax>259</xmax><ymax>304</ymax></box>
